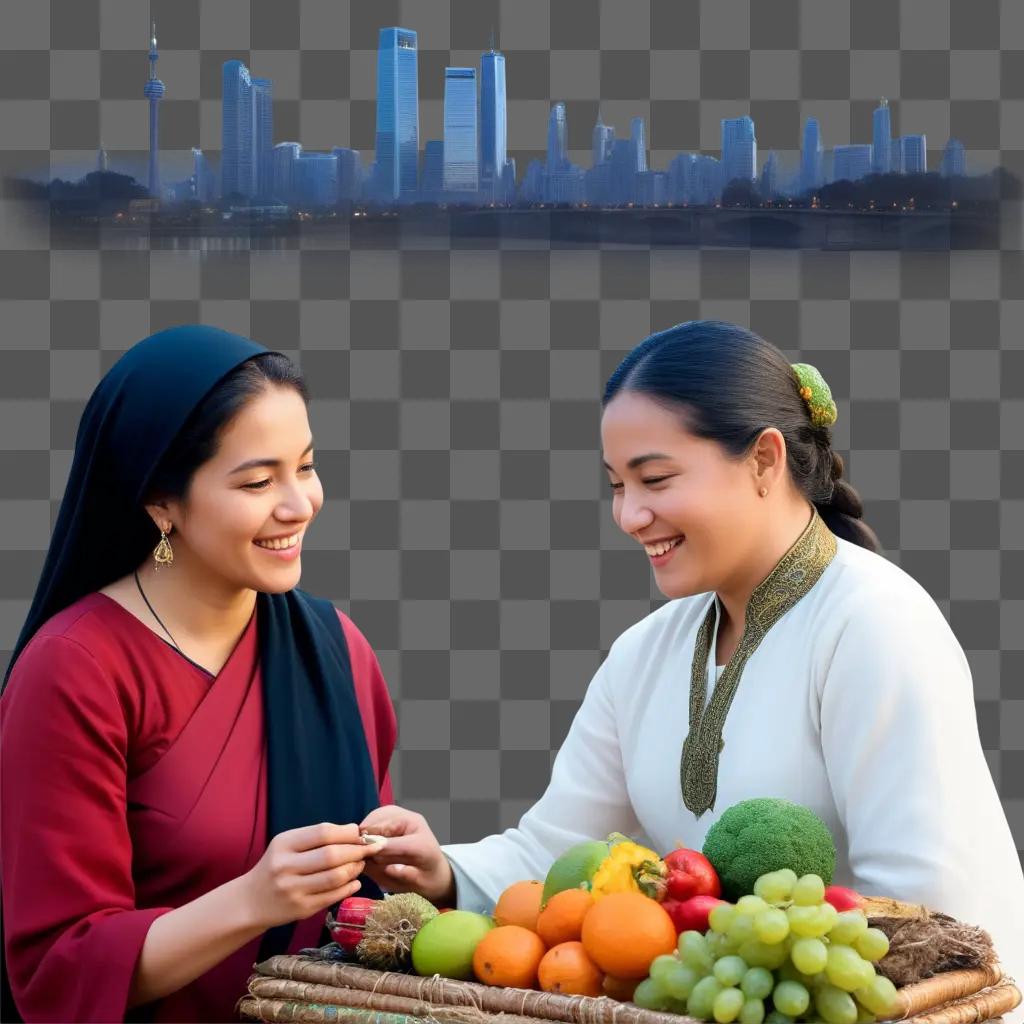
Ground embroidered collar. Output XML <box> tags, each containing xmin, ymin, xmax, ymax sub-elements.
<box><xmin>680</xmin><ymin>507</ymin><xmax>837</xmax><ymax>817</ymax></box>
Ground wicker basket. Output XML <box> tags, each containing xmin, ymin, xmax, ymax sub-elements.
<box><xmin>236</xmin><ymin>950</ymin><xmax>1021</xmax><ymax>1024</ymax></box>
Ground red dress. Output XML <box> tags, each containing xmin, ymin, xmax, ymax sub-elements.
<box><xmin>0</xmin><ymin>592</ymin><xmax>397</xmax><ymax>1023</ymax></box>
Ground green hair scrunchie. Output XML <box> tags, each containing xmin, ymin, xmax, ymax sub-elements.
<box><xmin>792</xmin><ymin>363</ymin><xmax>837</xmax><ymax>428</ymax></box>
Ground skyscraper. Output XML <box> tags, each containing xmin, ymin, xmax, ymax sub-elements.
<box><xmin>420</xmin><ymin>141</ymin><xmax>444</xmax><ymax>200</ymax></box>
<box><xmin>332</xmin><ymin>148</ymin><xmax>363</xmax><ymax>201</ymax></box>
<box><xmin>191</xmin><ymin>148</ymin><xmax>215</xmax><ymax>202</ymax></box>
<box><xmin>96</xmin><ymin>143</ymin><xmax>109</xmax><ymax>174</ymax></box>
<box><xmin>721</xmin><ymin>117</ymin><xmax>757</xmax><ymax>186</ymax></box>
<box><xmin>443</xmin><ymin>67</ymin><xmax>479</xmax><ymax>193</ymax></box>
<box><xmin>761</xmin><ymin>151</ymin><xmax>779</xmax><ymax>198</ymax></box>
<box><xmin>222</xmin><ymin>60</ymin><xmax>255</xmax><ymax>199</ymax></box>
<box><xmin>592</xmin><ymin>111</ymin><xmax>614</xmax><ymax>167</ymax></box>
<box><xmin>547</xmin><ymin>103</ymin><xmax>568</xmax><ymax>169</ymax></box>
<box><xmin>833</xmin><ymin>144</ymin><xmax>872</xmax><ymax>183</ymax></box>
<box><xmin>872</xmin><ymin>99</ymin><xmax>892</xmax><ymax>175</ymax></box>
<box><xmin>143</xmin><ymin>21</ymin><xmax>165</xmax><ymax>198</ymax></box>
<box><xmin>895</xmin><ymin>134</ymin><xmax>927</xmax><ymax>174</ymax></box>
<box><xmin>631</xmin><ymin>117</ymin><xmax>647</xmax><ymax>173</ymax></box>
<box><xmin>800</xmin><ymin>118</ymin><xmax>823</xmax><ymax>193</ymax></box>
<box><xmin>940</xmin><ymin>138</ymin><xmax>966</xmax><ymax>177</ymax></box>
<box><xmin>252</xmin><ymin>76</ymin><xmax>274</xmax><ymax>198</ymax></box>
<box><xmin>374</xmin><ymin>27</ymin><xmax>419</xmax><ymax>201</ymax></box>
<box><xmin>480</xmin><ymin>48</ymin><xmax>507</xmax><ymax>200</ymax></box>
<box><xmin>272</xmin><ymin>142</ymin><xmax>302</xmax><ymax>205</ymax></box>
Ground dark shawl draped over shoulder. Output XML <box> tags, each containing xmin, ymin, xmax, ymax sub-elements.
<box><xmin>1</xmin><ymin>325</ymin><xmax>382</xmax><ymax>1018</ymax></box>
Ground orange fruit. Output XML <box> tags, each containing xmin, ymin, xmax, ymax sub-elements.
<box><xmin>602</xmin><ymin>976</ymin><xmax>640</xmax><ymax>1002</ymax></box>
<box><xmin>580</xmin><ymin>892</ymin><xmax>677</xmax><ymax>980</ymax></box>
<box><xmin>536</xmin><ymin>888</ymin><xmax>594</xmax><ymax>947</ymax></box>
<box><xmin>472</xmin><ymin>925</ymin><xmax>547</xmax><ymax>989</ymax></box>
<box><xmin>537</xmin><ymin>941</ymin><xmax>604</xmax><ymax>997</ymax></box>
<box><xmin>493</xmin><ymin>879</ymin><xmax>544</xmax><ymax>932</ymax></box>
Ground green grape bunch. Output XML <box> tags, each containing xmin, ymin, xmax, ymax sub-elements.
<box><xmin>631</xmin><ymin>871</ymin><xmax>899</xmax><ymax>1024</ymax></box>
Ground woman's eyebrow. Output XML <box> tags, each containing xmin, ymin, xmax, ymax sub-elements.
<box><xmin>601</xmin><ymin>452</ymin><xmax>672</xmax><ymax>472</ymax></box>
<box><xmin>228</xmin><ymin>438</ymin><xmax>315</xmax><ymax>475</ymax></box>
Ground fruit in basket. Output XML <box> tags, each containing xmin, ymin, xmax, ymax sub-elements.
<box><xmin>493</xmin><ymin>879</ymin><xmax>544</xmax><ymax>931</ymax></box>
<box><xmin>580</xmin><ymin>892</ymin><xmax>677</xmax><ymax>979</ymax></box>
<box><xmin>602</xmin><ymin>975</ymin><xmax>640</xmax><ymax>1001</ymax></box>
<box><xmin>354</xmin><ymin>892</ymin><xmax>440</xmax><ymax>971</ymax></box>
<box><xmin>542</xmin><ymin>834</ymin><xmax>667</xmax><ymax>904</ymax></box>
<box><xmin>632</xmin><ymin>871</ymin><xmax>899</xmax><ymax>1023</ymax></box>
<box><xmin>410</xmin><ymin>910</ymin><xmax>495</xmax><ymax>980</ymax></box>
<box><xmin>702</xmin><ymin>798</ymin><xmax>836</xmax><ymax>900</ymax></box>
<box><xmin>537</xmin><ymin>941</ymin><xmax>604</xmax><ymax>996</ymax></box>
<box><xmin>326</xmin><ymin>894</ymin><xmax>439</xmax><ymax>970</ymax></box>
<box><xmin>590</xmin><ymin>835</ymin><xmax>668</xmax><ymax>900</ymax></box>
<box><xmin>661</xmin><ymin>894</ymin><xmax>726</xmax><ymax>934</ymax></box>
<box><xmin>825</xmin><ymin>885</ymin><xmax>865</xmax><ymax>912</ymax></box>
<box><xmin>536</xmin><ymin>888</ymin><xmax>594</xmax><ymax>946</ymax></box>
<box><xmin>472</xmin><ymin>925</ymin><xmax>546</xmax><ymax>989</ymax></box>
<box><xmin>664</xmin><ymin>846</ymin><xmax>721</xmax><ymax>901</ymax></box>
<box><xmin>326</xmin><ymin>896</ymin><xmax>379</xmax><ymax>954</ymax></box>
<box><xmin>541</xmin><ymin>840</ymin><xmax>610</xmax><ymax>904</ymax></box>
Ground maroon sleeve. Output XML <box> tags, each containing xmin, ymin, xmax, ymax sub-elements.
<box><xmin>337</xmin><ymin>611</ymin><xmax>398</xmax><ymax>804</ymax></box>
<box><xmin>1</xmin><ymin>634</ymin><xmax>173</xmax><ymax>1022</ymax></box>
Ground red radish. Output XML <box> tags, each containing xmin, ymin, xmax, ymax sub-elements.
<box><xmin>663</xmin><ymin>847</ymin><xmax>722</xmax><ymax>901</ymax></box>
<box><xmin>824</xmin><ymin>885</ymin><xmax>864</xmax><ymax>912</ymax></box>
<box><xmin>661</xmin><ymin>894</ymin><xmax>725</xmax><ymax>934</ymax></box>
<box><xmin>326</xmin><ymin>896</ymin><xmax>379</xmax><ymax>952</ymax></box>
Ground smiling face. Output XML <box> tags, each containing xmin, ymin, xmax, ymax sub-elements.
<box><xmin>147</xmin><ymin>385</ymin><xmax>323</xmax><ymax>595</ymax></box>
<box><xmin>601</xmin><ymin>390</ymin><xmax>767</xmax><ymax>600</ymax></box>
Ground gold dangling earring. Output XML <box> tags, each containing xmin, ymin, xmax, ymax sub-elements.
<box><xmin>153</xmin><ymin>526</ymin><xmax>174</xmax><ymax>570</ymax></box>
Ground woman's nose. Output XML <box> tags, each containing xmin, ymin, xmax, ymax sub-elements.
<box><xmin>616</xmin><ymin>491</ymin><xmax>654</xmax><ymax>535</ymax></box>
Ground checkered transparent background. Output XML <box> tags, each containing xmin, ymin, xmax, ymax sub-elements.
<box><xmin>0</xmin><ymin>0</ymin><xmax>1022</xmax><ymax>864</ymax></box>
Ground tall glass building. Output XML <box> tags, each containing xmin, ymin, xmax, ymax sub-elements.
<box><xmin>721</xmin><ymin>116</ymin><xmax>757</xmax><ymax>185</ymax></box>
<box><xmin>374</xmin><ymin>27</ymin><xmax>419</xmax><ymax>202</ymax></box>
<box><xmin>332</xmin><ymin>148</ymin><xmax>363</xmax><ymax>201</ymax></box>
<box><xmin>872</xmin><ymin>99</ymin><xmax>892</xmax><ymax>175</ymax></box>
<box><xmin>631</xmin><ymin>117</ymin><xmax>647</xmax><ymax>173</ymax></box>
<box><xmin>443</xmin><ymin>67</ymin><xmax>479</xmax><ymax>193</ymax></box>
<box><xmin>896</xmin><ymin>134</ymin><xmax>927</xmax><ymax>174</ymax></box>
<box><xmin>592</xmin><ymin>111</ymin><xmax>614</xmax><ymax>167</ymax></box>
<box><xmin>940</xmin><ymin>138</ymin><xmax>966</xmax><ymax>177</ymax></box>
<box><xmin>833</xmin><ymin>144</ymin><xmax>872</xmax><ymax>183</ymax></box>
<box><xmin>272</xmin><ymin>142</ymin><xmax>302</xmax><ymax>205</ymax></box>
<box><xmin>252</xmin><ymin>77</ymin><xmax>273</xmax><ymax>198</ymax></box>
<box><xmin>547</xmin><ymin>103</ymin><xmax>568</xmax><ymax>169</ymax></box>
<box><xmin>222</xmin><ymin>60</ymin><xmax>255</xmax><ymax>199</ymax></box>
<box><xmin>800</xmin><ymin>118</ymin><xmax>823</xmax><ymax>193</ymax></box>
<box><xmin>480</xmin><ymin>49</ymin><xmax>507</xmax><ymax>200</ymax></box>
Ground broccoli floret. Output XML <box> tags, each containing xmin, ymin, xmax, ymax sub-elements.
<box><xmin>702</xmin><ymin>798</ymin><xmax>836</xmax><ymax>900</ymax></box>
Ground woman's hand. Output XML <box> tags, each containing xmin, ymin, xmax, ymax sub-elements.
<box><xmin>243</xmin><ymin>822</ymin><xmax>379</xmax><ymax>930</ymax></box>
<box><xmin>358</xmin><ymin>805</ymin><xmax>456</xmax><ymax>907</ymax></box>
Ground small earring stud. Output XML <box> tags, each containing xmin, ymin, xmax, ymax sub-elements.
<box><xmin>759</xmin><ymin>487</ymin><xmax>768</xmax><ymax>497</ymax></box>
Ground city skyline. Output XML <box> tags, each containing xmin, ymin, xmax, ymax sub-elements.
<box><xmin>44</xmin><ymin>23</ymin><xmax>985</xmax><ymax>210</ymax></box>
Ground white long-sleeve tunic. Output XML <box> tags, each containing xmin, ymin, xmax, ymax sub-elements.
<box><xmin>442</xmin><ymin>536</ymin><xmax>1024</xmax><ymax>981</ymax></box>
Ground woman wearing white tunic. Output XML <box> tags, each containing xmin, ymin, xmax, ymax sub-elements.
<box><xmin>360</xmin><ymin>320</ymin><xmax>1024</xmax><ymax>980</ymax></box>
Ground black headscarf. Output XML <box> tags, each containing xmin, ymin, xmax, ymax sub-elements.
<box><xmin>1</xmin><ymin>325</ymin><xmax>382</xmax><ymax>1018</ymax></box>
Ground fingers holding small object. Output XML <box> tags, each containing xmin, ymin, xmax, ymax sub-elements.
<box><xmin>360</xmin><ymin>833</ymin><xmax>389</xmax><ymax>848</ymax></box>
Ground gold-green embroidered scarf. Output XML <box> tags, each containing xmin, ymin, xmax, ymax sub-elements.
<box><xmin>680</xmin><ymin>508</ymin><xmax>837</xmax><ymax>817</ymax></box>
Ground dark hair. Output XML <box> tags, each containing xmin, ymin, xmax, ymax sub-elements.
<box><xmin>602</xmin><ymin>320</ymin><xmax>881</xmax><ymax>553</ymax></box>
<box><xmin>141</xmin><ymin>350</ymin><xmax>308</xmax><ymax>512</ymax></box>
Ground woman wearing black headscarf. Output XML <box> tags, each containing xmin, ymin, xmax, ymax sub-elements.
<box><xmin>0</xmin><ymin>325</ymin><xmax>396</xmax><ymax>1022</ymax></box>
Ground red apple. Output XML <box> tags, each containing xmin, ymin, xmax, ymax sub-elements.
<box><xmin>663</xmin><ymin>847</ymin><xmax>722</xmax><ymax>901</ymax></box>
<box><xmin>824</xmin><ymin>885</ymin><xmax>864</xmax><ymax>912</ymax></box>
<box><xmin>661</xmin><ymin>894</ymin><xmax>725</xmax><ymax>934</ymax></box>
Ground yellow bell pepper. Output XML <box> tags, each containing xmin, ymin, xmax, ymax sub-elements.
<box><xmin>590</xmin><ymin>835</ymin><xmax>668</xmax><ymax>901</ymax></box>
